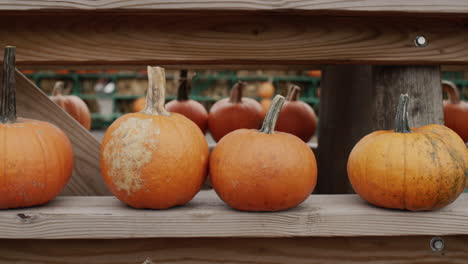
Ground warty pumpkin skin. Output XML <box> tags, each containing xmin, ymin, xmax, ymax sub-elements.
<box><xmin>101</xmin><ymin>66</ymin><xmax>209</xmax><ymax>209</ymax></box>
<box><xmin>166</xmin><ymin>73</ymin><xmax>208</xmax><ymax>133</ymax></box>
<box><xmin>208</xmin><ymin>81</ymin><xmax>263</xmax><ymax>142</ymax></box>
<box><xmin>0</xmin><ymin>47</ymin><xmax>73</xmax><ymax>209</ymax></box>
<box><xmin>442</xmin><ymin>80</ymin><xmax>468</xmax><ymax>142</ymax></box>
<box><xmin>133</xmin><ymin>97</ymin><xmax>146</xmax><ymax>112</ymax></box>
<box><xmin>50</xmin><ymin>81</ymin><xmax>91</xmax><ymax>130</ymax></box>
<box><xmin>276</xmin><ymin>85</ymin><xmax>317</xmax><ymax>142</ymax></box>
<box><xmin>210</xmin><ymin>95</ymin><xmax>317</xmax><ymax>212</ymax></box>
<box><xmin>347</xmin><ymin>94</ymin><xmax>468</xmax><ymax>211</ymax></box>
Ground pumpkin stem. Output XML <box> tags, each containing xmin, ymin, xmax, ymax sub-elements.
<box><xmin>229</xmin><ymin>81</ymin><xmax>246</xmax><ymax>103</ymax></box>
<box><xmin>441</xmin><ymin>80</ymin><xmax>460</xmax><ymax>104</ymax></box>
<box><xmin>177</xmin><ymin>70</ymin><xmax>190</xmax><ymax>101</ymax></box>
<box><xmin>394</xmin><ymin>94</ymin><xmax>412</xmax><ymax>133</ymax></box>
<box><xmin>52</xmin><ymin>81</ymin><xmax>65</xmax><ymax>96</ymax></box>
<box><xmin>1</xmin><ymin>46</ymin><xmax>16</xmax><ymax>123</ymax></box>
<box><xmin>286</xmin><ymin>84</ymin><xmax>301</xmax><ymax>101</ymax></box>
<box><xmin>142</xmin><ymin>66</ymin><xmax>169</xmax><ymax>116</ymax></box>
<box><xmin>259</xmin><ymin>95</ymin><xmax>286</xmax><ymax>134</ymax></box>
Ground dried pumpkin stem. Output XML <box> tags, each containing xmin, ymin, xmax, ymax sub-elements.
<box><xmin>1</xmin><ymin>46</ymin><xmax>16</xmax><ymax>123</ymax></box>
<box><xmin>441</xmin><ymin>80</ymin><xmax>460</xmax><ymax>104</ymax></box>
<box><xmin>229</xmin><ymin>81</ymin><xmax>246</xmax><ymax>103</ymax></box>
<box><xmin>177</xmin><ymin>70</ymin><xmax>190</xmax><ymax>101</ymax></box>
<box><xmin>259</xmin><ymin>95</ymin><xmax>286</xmax><ymax>134</ymax></box>
<box><xmin>286</xmin><ymin>85</ymin><xmax>301</xmax><ymax>101</ymax></box>
<box><xmin>143</xmin><ymin>66</ymin><xmax>169</xmax><ymax>116</ymax></box>
<box><xmin>394</xmin><ymin>94</ymin><xmax>412</xmax><ymax>133</ymax></box>
<box><xmin>52</xmin><ymin>81</ymin><xmax>65</xmax><ymax>96</ymax></box>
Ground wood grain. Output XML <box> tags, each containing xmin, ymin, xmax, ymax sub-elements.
<box><xmin>1</xmin><ymin>190</ymin><xmax>467</xmax><ymax>239</ymax></box>
<box><xmin>1</xmin><ymin>69</ymin><xmax>110</xmax><ymax>196</ymax></box>
<box><xmin>0</xmin><ymin>236</ymin><xmax>466</xmax><ymax>264</ymax></box>
<box><xmin>317</xmin><ymin>66</ymin><xmax>443</xmax><ymax>194</ymax></box>
<box><xmin>1</xmin><ymin>0</ymin><xmax>468</xmax><ymax>15</ymax></box>
<box><xmin>1</xmin><ymin>14</ymin><xmax>468</xmax><ymax>65</ymax></box>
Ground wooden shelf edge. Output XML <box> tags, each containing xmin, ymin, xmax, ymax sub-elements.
<box><xmin>1</xmin><ymin>190</ymin><xmax>467</xmax><ymax>239</ymax></box>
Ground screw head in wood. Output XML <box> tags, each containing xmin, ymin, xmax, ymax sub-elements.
<box><xmin>430</xmin><ymin>237</ymin><xmax>445</xmax><ymax>252</ymax></box>
<box><xmin>414</xmin><ymin>36</ymin><xmax>428</xmax><ymax>47</ymax></box>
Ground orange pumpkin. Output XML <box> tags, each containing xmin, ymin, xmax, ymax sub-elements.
<box><xmin>210</xmin><ymin>95</ymin><xmax>318</xmax><ymax>211</ymax></box>
<box><xmin>348</xmin><ymin>94</ymin><xmax>468</xmax><ymax>211</ymax></box>
<box><xmin>208</xmin><ymin>81</ymin><xmax>263</xmax><ymax>142</ymax></box>
<box><xmin>50</xmin><ymin>81</ymin><xmax>91</xmax><ymax>130</ymax></box>
<box><xmin>276</xmin><ymin>85</ymin><xmax>317</xmax><ymax>142</ymax></box>
<box><xmin>0</xmin><ymin>46</ymin><xmax>73</xmax><ymax>209</ymax></box>
<box><xmin>257</xmin><ymin>81</ymin><xmax>275</xmax><ymax>98</ymax></box>
<box><xmin>442</xmin><ymin>80</ymin><xmax>468</xmax><ymax>142</ymax></box>
<box><xmin>133</xmin><ymin>97</ymin><xmax>146</xmax><ymax>112</ymax></box>
<box><xmin>101</xmin><ymin>66</ymin><xmax>209</xmax><ymax>209</ymax></box>
<box><xmin>260</xmin><ymin>98</ymin><xmax>272</xmax><ymax>116</ymax></box>
<box><xmin>307</xmin><ymin>70</ymin><xmax>322</xmax><ymax>78</ymax></box>
<box><xmin>166</xmin><ymin>73</ymin><xmax>208</xmax><ymax>133</ymax></box>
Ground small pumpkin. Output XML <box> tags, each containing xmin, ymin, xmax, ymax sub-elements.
<box><xmin>442</xmin><ymin>80</ymin><xmax>468</xmax><ymax>142</ymax></box>
<box><xmin>133</xmin><ymin>97</ymin><xmax>146</xmax><ymax>112</ymax></box>
<box><xmin>210</xmin><ymin>95</ymin><xmax>318</xmax><ymax>211</ymax></box>
<box><xmin>257</xmin><ymin>81</ymin><xmax>275</xmax><ymax>98</ymax></box>
<box><xmin>276</xmin><ymin>85</ymin><xmax>317</xmax><ymax>142</ymax></box>
<box><xmin>208</xmin><ymin>81</ymin><xmax>263</xmax><ymax>142</ymax></box>
<box><xmin>348</xmin><ymin>94</ymin><xmax>468</xmax><ymax>211</ymax></box>
<box><xmin>260</xmin><ymin>98</ymin><xmax>272</xmax><ymax>116</ymax></box>
<box><xmin>0</xmin><ymin>46</ymin><xmax>73</xmax><ymax>209</ymax></box>
<box><xmin>101</xmin><ymin>66</ymin><xmax>209</xmax><ymax>209</ymax></box>
<box><xmin>166</xmin><ymin>71</ymin><xmax>208</xmax><ymax>133</ymax></box>
<box><xmin>50</xmin><ymin>81</ymin><xmax>91</xmax><ymax>130</ymax></box>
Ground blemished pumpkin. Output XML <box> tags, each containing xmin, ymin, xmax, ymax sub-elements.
<box><xmin>101</xmin><ymin>66</ymin><xmax>209</xmax><ymax>209</ymax></box>
<box><xmin>442</xmin><ymin>80</ymin><xmax>468</xmax><ymax>142</ymax></box>
<box><xmin>0</xmin><ymin>46</ymin><xmax>73</xmax><ymax>209</ymax></box>
<box><xmin>257</xmin><ymin>81</ymin><xmax>275</xmax><ymax>98</ymax></box>
<box><xmin>276</xmin><ymin>85</ymin><xmax>317</xmax><ymax>142</ymax></box>
<box><xmin>348</xmin><ymin>94</ymin><xmax>468</xmax><ymax>211</ymax></box>
<box><xmin>208</xmin><ymin>81</ymin><xmax>263</xmax><ymax>142</ymax></box>
<box><xmin>50</xmin><ymin>81</ymin><xmax>91</xmax><ymax>130</ymax></box>
<box><xmin>166</xmin><ymin>71</ymin><xmax>208</xmax><ymax>133</ymax></box>
<box><xmin>210</xmin><ymin>95</ymin><xmax>318</xmax><ymax>212</ymax></box>
<box><xmin>133</xmin><ymin>97</ymin><xmax>146</xmax><ymax>112</ymax></box>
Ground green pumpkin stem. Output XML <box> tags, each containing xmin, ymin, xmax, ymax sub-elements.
<box><xmin>52</xmin><ymin>81</ymin><xmax>65</xmax><ymax>96</ymax></box>
<box><xmin>142</xmin><ymin>66</ymin><xmax>169</xmax><ymax>116</ymax></box>
<box><xmin>286</xmin><ymin>85</ymin><xmax>301</xmax><ymax>101</ymax></box>
<box><xmin>229</xmin><ymin>81</ymin><xmax>246</xmax><ymax>103</ymax></box>
<box><xmin>259</xmin><ymin>95</ymin><xmax>286</xmax><ymax>134</ymax></box>
<box><xmin>1</xmin><ymin>46</ymin><xmax>16</xmax><ymax>124</ymax></box>
<box><xmin>394</xmin><ymin>94</ymin><xmax>412</xmax><ymax>133</ymax></box>
<box><xmin>177</xmin><ymin>70</ymin><xmax>190</xmax><ymax>101</ymax></box>
<box><xmin>441</xmin><ymin>80</ymin><xmax>460</xmax><ymax>104</ymax></box>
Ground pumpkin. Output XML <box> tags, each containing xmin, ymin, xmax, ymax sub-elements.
<box><xmin>210</xmin><ymin>95</ymin><xmax>318</xmax><ymax>211</ymax></box>
<box><xmin>307</xmin><ymin>70</ymin><xmax>322</xmax><ymax>78</ymax></box>
<box><xmin>101</xmin><ymin>66</ymin><xmax>209</xmax><ymax>209</ymax></box>
<box><xmin>257</xmin><ymin>81</ymin><xmax>275</xmax><ymax>98</ymax></box>
<box><xmin>442</xmin><ymin>80</ymin><xmax>468</xmax><ymax>142</ymax></box>
<box><xmin>0</xmin><ymin>46</ymin><xmax>73</xmax><ymax>209</ymax></box>
<box><xmin>50</xmin><ymin>81</ymin><xmax>91</xmax><ymax>130</ymax></box>
<box><xmin>133</xmin><ymin>97</ymin><xmax>146</xmax><ymax>112</ymax></box>
<box><xmin>208</xmin><ymin>81</ymin><xmax>263</xmax><ymax>142</ymax></box>
<box><xmin>276</xmin><ymin>85</ymin><xmax>317</xmax><ymax>142</ymax></box>
<box><xmin>260</xmin><ymin>98</ymin><xmax>272</xmax><ymax>116</ymax></box>
<box><xmin>348</xmin><ymin>94</ymin><xmax>468</xmax><ymax>211</ymax></box>
<box><xmin>166</xmin><ymin>72</ymin><xmax>208</xmax><ymax>133</ymax></box>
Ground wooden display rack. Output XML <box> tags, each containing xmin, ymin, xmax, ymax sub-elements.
<box><xmin>1</xmin><ymin>1</ymin><xmax>468</xmax><ymax>263</ymax></box>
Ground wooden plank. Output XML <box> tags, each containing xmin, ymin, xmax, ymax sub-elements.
<box><xmin>0</xmin><ymin>68</ymin><xmax>110</xmax><ymax>196</ymax></box>
<box><xmin>1</xmin><ymin>190</ymin><xmax>468</xmax><ymax>239</ymax></box>
<box><xmin>1</xmin><ymin>14</ymin><xmax>468</xmax><ymax>65</ymax></box>
<box><xmin>317</xmin><ymin>66</ymin><xmax>443</xmax><ymax>194</ymax></box>
<box><xmin>1</xmin><ymin>0</ymin><xmax>468</xmax><ymax>15</ymax></box>
<box><xmin>0</xmin><ymin>236</ymin><xmax>466</xmax><ymax>264</ymax></box>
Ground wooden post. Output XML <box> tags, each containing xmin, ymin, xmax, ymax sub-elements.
<box><xmin>317</xmin><ymin>65</ymin><xmax>443</xmax><ymax>194</ymax></box>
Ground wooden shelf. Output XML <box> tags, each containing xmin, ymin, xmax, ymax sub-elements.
<box><xmin>3</xmin><ymin>190</ymin><xmax>468</xmax><ymax>239</ymax></box>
